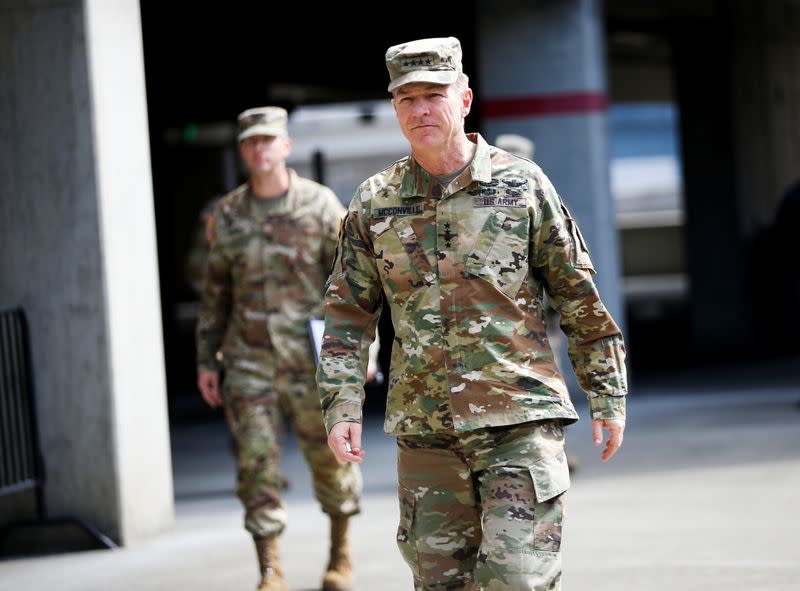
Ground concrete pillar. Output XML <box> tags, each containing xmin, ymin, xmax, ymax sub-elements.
<box><xmin>0</xmin><ymin>0</ymin><xmax>173</xmax><ymax>544</ymax></box>
<box><xmin>475</xmin><ymin>0</ymin><xmax>625</xmax><ymax>390</ymax></box>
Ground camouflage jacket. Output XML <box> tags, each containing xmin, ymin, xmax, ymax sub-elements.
<box><xmin>196</xmin><ymin>170</ymin><xmax>345</xmax><ymax>373</ymax></box>
<box><xmin>317</xmin><ymin>134</ymin><xmax>627</xmax><ymax>435</ymax></box>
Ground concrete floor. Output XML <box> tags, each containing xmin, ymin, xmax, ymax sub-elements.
<box><xmin>1</xmin><ymin>359</ymin><xmax>799</xmax><ymax>590</ymax></box>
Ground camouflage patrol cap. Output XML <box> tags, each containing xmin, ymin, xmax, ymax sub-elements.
<box><xmin>495</xmin><ymin>133</ymin><xmax>536</xmax><ymax>159</ymax></box>
<box><xmin>237</xmin><ymin>106</ymin><xmax>288</xmax><ymax>141</ymax></box>
<box><xmin>385</xmin><ymin>37</ymin><xmax>462</xmax><ymax>92</ymax></box>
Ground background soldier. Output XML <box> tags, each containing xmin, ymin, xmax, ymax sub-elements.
<box><xmin>196</xmin><ymin>106</ymin><xmax>361</xmax><ymax>591</ymax></box>
<box><xmin>185</xmin><ymin>193</ymin><xmax>298</xmax><ymax>489</ymax></box>
<box><xmin>318</xmin><ymin>37</ymin><xmax>628</xmax><ymax>590</ymax></box>
<box><xmin>494</xmin><ymin>133</ymin><xmax>535</xmax><ymax>161</ymax></box>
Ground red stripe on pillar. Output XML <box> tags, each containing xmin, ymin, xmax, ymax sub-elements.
<box><xmin>482</xmin><ymin>91</ymin><xmax>608</xmax><ymax>119</ymax></box>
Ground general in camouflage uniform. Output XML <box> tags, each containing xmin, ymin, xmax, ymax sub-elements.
<box><xmin>196</xmin><ymin>106</ymin><xmax>361</xmax><ymax>591</ymax></box>
<box><xmin>317</xmin><ymin>38</ymin><xmax>628</xmax><ymax>591</ymax></box>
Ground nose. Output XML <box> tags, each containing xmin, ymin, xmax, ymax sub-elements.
<box><xmin>411</xmin><ymin>98</ymin><xmax>430</xmax><ymax>116</ymax></box>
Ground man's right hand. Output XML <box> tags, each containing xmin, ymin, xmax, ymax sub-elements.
<box><xmin>327</xmin><ymin>421</ymin><xmax>366</xmax><ymax>464</ymax></box>
<box><xmin>198</xmin><ymin>370</ymin><xmax>222</xmax><ymax>407</ymax></box>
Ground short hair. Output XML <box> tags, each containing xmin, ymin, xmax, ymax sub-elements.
<box><xmin>451</xmin><ymin>73</ymin><xmax>470</xmax><ymax>96</ymax></box>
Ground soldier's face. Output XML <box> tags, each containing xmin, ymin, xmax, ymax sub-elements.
<box><xmin>239</xmin><ymin>135</ymin><xmax>291</xmax><ymax>174</ymax></box>
<box><xmin>392</xmin><ymin>82</ymin><xmax>471</xmax><ymax>151</ymax></box>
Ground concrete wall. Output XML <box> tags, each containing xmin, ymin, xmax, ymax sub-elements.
<box><xmin>0</xmin><ymin>0</ymin><xmax>173</xmax><ymax>544</ymax></box>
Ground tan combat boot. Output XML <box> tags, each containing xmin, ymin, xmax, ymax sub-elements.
<box><xmin>322</xmin><ymin>515</ymin><xmax>354</xmax><ymax>591</ymax></box>
<box><xmin>254</xmin><ymin>536</ymin><xmax>288</xmax><ymax>591</ymax></box>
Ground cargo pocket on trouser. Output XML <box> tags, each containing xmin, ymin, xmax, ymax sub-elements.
<box><xmin>528</xmin><ymin>451</ymin><xmax>570</xmax><ymax>553</ymax></box>
<box><xmin>396</xmin><ymin>484</ymin><xmax>420</xmax><ymax>578</ymax></box>
<box><xmin>476</xmin><ymin>455</ymin><xmax>569</xmax><ymax>591</ymax></box>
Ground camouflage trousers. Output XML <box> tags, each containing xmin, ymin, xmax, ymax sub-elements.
<box><xmin>222</xmin><ymin>363</ymin><xmax>362</xmax><ymax>538</ymax></box>
<box><xmin>396</xmin><ymin>421</ymin><xmax>570</xmax><ymax>591</ymax></box>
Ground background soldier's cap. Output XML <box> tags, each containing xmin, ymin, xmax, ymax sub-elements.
<box><xmin>495</xmin><ymin>133</ymin><xmax>536</xmax><ymax>159</ymax></box>
<box><xmin>237</xmin><ymin>106</ymin><xmax>288</xmax><ymax>141</ymax></box>
<box><xmin>385</xmin><ymin>37</ymin><xmax>462</xmax><ymax>92</ymax></box>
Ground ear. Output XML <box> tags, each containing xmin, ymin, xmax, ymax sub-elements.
<box><xmin>283</xmin><ymin>137</ymin><xmax>293</xmax><ymax>157</ymax></box>
<box><xmin>462</xmin><ymin>88</ymin><xmax>473</xmax><ymax>117</ymax></box>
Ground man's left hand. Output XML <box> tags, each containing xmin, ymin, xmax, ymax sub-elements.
<box><xmin>592</xmin><ymin>418</ymin><xmax>625</xmax><ymax>462</ymax></box>
<box><xmin>366</xmin><ymin>357</ymin><xmax>379</xmax><ymax>383</ymax></box>
<box><xmin>328</xmin><ymin>421</ymin><xmax>366</xmax><ymax>464</ymax></box>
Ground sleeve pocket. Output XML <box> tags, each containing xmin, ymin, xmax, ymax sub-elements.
<box><xmin>558</xmin><ymin>202</ymin><xmax>595</xmax><ymax>271</ymax></box>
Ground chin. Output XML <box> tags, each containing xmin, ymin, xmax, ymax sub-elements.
<box><xmin>414</xmin><ymin>136</ymin><xmax>442</xmax><ymax>150</ymax></box>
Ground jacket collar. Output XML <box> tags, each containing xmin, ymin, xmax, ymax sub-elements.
<box><xmin>400</xmin><ymin>133</ymin><xmax>492</xmax><ymax>199</ymax></box>
<box><xmin>240</xmin><ymin>169</ymin><xmax>299</xmax><ymax>217</ymax></box>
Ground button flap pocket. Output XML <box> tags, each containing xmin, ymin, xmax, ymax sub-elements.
<box><xmin>528</xmin><ymin>450</ymin><xmax>571</xmax><ymax>503</ymax></box>
<box><xmin>393</xmin><ymin>216</ymin><xmax>436</xmax><ymax>284</ymax></box>
<box><xmin>465</xmin><ymin>210</ymin><xmax>529</xmax><ymax>298</ymax></box>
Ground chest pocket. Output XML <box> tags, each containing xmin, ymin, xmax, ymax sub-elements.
<box><xmin>267</xmin><ymin>216</ymin><xmax>323</xmax><ymax>268</ymax></box>
<box><xmin>225</xmin><ymin>232</ymin><xmax>270</xmax><ymax>346</ymax></box>
<box><xmin>464</xmin><ymin>210</ymin><xmax>530</xmax><ymax>299</ymax></box>
<box><xmin>372</xmin><ymin>216</ymin><xmax>436</xmax><ymax>305</ymax></box>
<box><xmin>227</xmin><ymin>227</ymin><xmax>262</xmax><ymax>284</ymax></box>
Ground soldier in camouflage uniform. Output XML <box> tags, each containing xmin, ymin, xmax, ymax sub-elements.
<box><xmin>317</xmin><ymin>38</ymin><xmax>628</xmax><ymax>591</ymax></box>
<box><xmin>196</xmin><ymin>106</ymin><xmax>362</xmax><ymax>591</ymax></box>
<box><xmin>494</xmin><ymin>134</ymin><xmax>535</xmax><ymax>162</ymax></box>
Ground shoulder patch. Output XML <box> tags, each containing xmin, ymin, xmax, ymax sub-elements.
<box><xmin>205</xmin><ymin>215</ymin><xmax>217</xmax><ymax>245</ymax></box>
